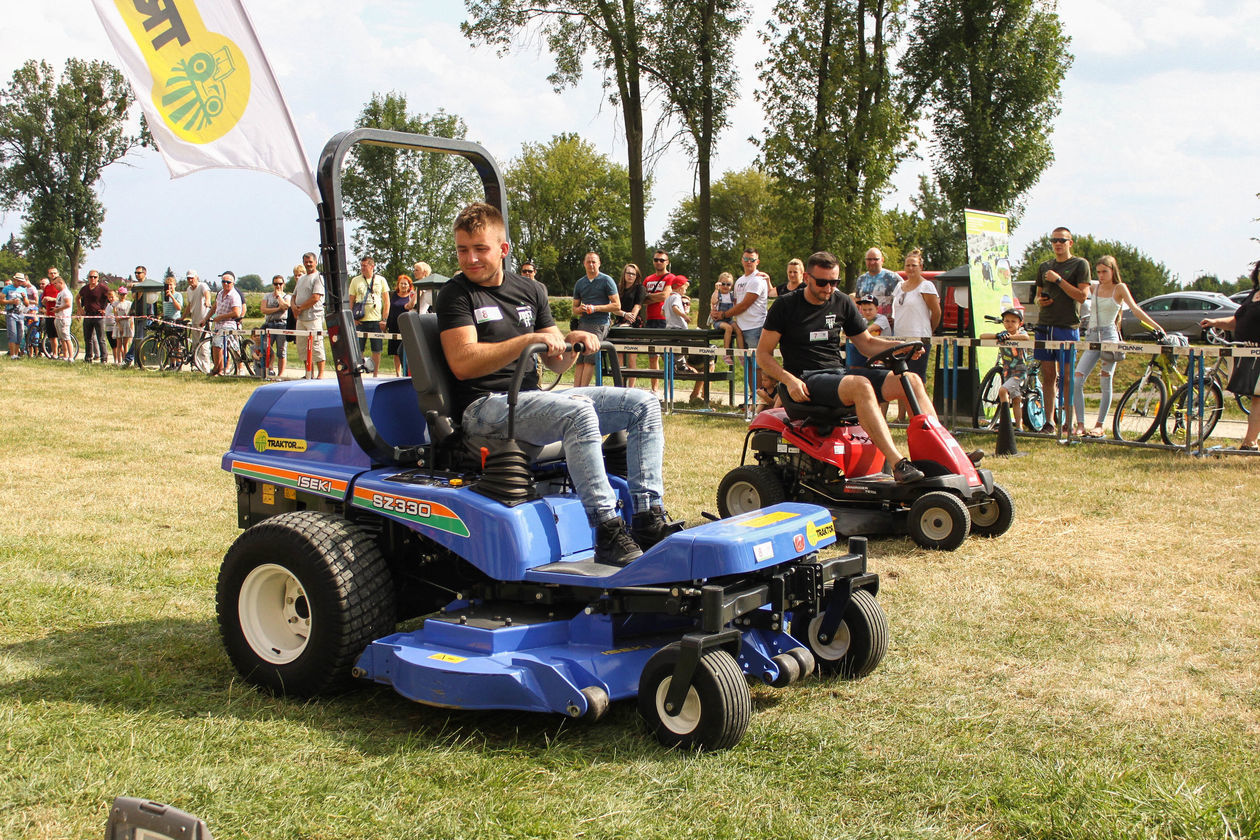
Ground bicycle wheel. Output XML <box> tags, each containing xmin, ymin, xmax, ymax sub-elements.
<box><xmin>41</xmin><ymin>330</ymin><xmax>56</xmax><ymax>359</ymax></box>
<box><xmin>1161</xmin><ymin>380</ymin><xmax>1223</xmax><ymax>446</ymax></box>
<box><xmin>1023</xmin><ymin>377</ymin><xmax>1047</xmax><ymax>432</ymax></box>
<box><xmin>136</xmin><ymin>335</ymin><xmax>162</xmax><ymax>370</ymax></box>
<box><xmin>1112</xmin><ymin>374</ymin><xmax>1167</xmax><ymax>442</ymax></box>
<box><xmin>237</xmin><ymin>338</ymin><xmax>258</xmax><ymax>377</ymax></box>
<box><xmin>193</xmin><ymin>335</ymin><xmax>214</xmax><ymax>373</ymax></box>
<box><xmin>159</xmin><ymin>336</ymin><xmax>184</xmax><ymax>370</ymax></box>
<box><xmin>973</xmin><ymin>368</ymin><xmax>1003</xmax><ymax>429</ymax></box>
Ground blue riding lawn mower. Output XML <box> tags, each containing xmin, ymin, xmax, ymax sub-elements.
<box><xmin>216</xmin><ymin>130</ymin><xmax>890</xmax><ymax>750</ymax></box>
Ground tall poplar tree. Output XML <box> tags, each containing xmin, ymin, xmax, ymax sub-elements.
<box><xmin>755</xmin><ymin>0</ymin><xmax>912</xmax><ymax>283</ymax></box>
<box><xmin>463</xmin><ymin>1</ymin><xmax>653</xmax><ymax>270</ymax></box>
<box><xmin>901</xmin><ymin>0</ymin><xmax>1071</xmax><ymax>224</ymax></box>
<box><xmin>647</xmin><ymin>0</ymin><xmax>746</xmax><ymax>319</ymax></box>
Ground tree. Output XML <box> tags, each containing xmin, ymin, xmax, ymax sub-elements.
<box><xmin>756</xmin><ymin>0</ymin><xmax>913</xmax><ymax>284</ymax></box>
<box><xmin>659</xmin><ymin>166</ymin><xmax>786</xmax><ymax>281</ymax></box>
<box><xmin>505</xmin><ymin>133</ymin><xmax>635</xmax><ymax>294</ymax></box>
<box><xmin>341</xmin><ymin>93</ymin><xmax>482</xmax><ymax>280</ymax></box>
<box><xmin>0</xmin><ymin>234</ymin><xmax>28</xmax><ymax>279</ymax></box>
<box><xmin>901</xmin><ymin>0</ymin><xmax>1071</xmax><ymax>225</ymax></box>
<box><xmin>236</xmin><ymin>273</ymin><xmax>264</xmax><ymax>292</ymax></box>
<box><xmin>0</xmin><ymin>59</ymin><xmax>148</xmax><ymax>286</ymax></box>
<box><xmin>1016</xmin><ymin>234</ymin><xmax>1175</xmax><ymax>302</ymax></box>
<box><xmin>647</xmin><ymin>0</ymin><xmax>746</xmax><ymax>319</ymax></box>
<box><xmin>885</xmin><ymin>174</ymin><xmax>966</xmax><ymax>269</ymax></box>
<box><xmin>464</xmin><ymin>1</ymin><xmax>654</xmax><ymax>270</ymax></box>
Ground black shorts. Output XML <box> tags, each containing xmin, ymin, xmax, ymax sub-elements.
<box><xmin>800</xmin><ymin>367</ymin><xmax>892</xmax><ymax>407</ymax></box>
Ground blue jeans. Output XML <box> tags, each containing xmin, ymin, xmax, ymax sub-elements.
<box><xmin>6</xmin><ymin>311</ymin><xmax>24</xmax><ymax>347</ymax></box>
<box><xmin>462</xmin><ymin>386</ymin><xmax>664</xmax><ymax>522</ymax></box>
<box><xmin>1074</xmin><ymin>324</ymin><xmax>1119</xmax><ymax>426</ymax></box>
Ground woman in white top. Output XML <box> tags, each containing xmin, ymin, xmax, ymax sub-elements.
<box><xmin>411</xmin><ymin>262</ymin><xmax>433</xmax><ymax>314</ymax></box>
<box><xmin>1071</xmin><ymin>255</ymin><xmax>1161</xmax><ymax>437</ymax></box>
<box><xmin>891</xmin><ymin>250</ymin><xmax>940</xmax><ymax>412</ymax></box>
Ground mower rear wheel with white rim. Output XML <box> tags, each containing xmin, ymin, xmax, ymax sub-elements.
<box><xmin>217</xmin><ymin>510</ymin><xmax>396</xmax><ymax>697</ymax></box>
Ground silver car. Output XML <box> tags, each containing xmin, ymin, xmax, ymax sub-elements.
<box><xmin>1119</xmin><ymin>291</ymin><xmax>1238</xmax><ymax>341</ymax></box>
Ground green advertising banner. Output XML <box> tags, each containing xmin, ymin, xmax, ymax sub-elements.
<box><xmin>964</xmin><ymin>209</ymin><xmax>1015</xmax><ymax>377</ymax></box>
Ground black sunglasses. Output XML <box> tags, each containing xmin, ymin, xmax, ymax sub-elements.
<box><xmin>808</xmin><ymin>274</ymin><xmax>839</xmax><ymax>287</ymax></box>
<box><xmin>1050</xmin><ymin>237</ymin><xmax>1071</xmax><ymax>244</ymax></box>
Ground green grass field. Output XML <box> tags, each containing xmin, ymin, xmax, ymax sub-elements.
<box><xmin>2</xmin><ymin>360</ymin><xmax>1258</xmax><ymax>839</ymax></box>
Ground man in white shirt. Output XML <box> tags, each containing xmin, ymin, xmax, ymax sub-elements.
<box><xmin>290</xmin><ymin>251</ymin><xmax>326</xmax><ymax>378</ymax></box>
<box><xmin>723</xmin><ymin>248</ymin><xmax>772</xmax><ymax>400</ymax></box>
<box><xmin>208</xmin><ymin>271</ymin><xmax>244</xmax><ymax>376</ymax></box>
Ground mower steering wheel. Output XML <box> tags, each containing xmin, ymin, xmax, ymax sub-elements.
<box><xmin>865</xmin><ymin>341</ymin><xmax>925</xmax><ymax>369</ymax></box>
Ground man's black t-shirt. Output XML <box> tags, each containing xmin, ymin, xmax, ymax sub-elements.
<box><xmin>1035</xmin><ymin>256</ymin><xmax>1090</xmax><ymax>327</ymax></box>
<box><xmin>763</xmin><ymin>289</ymin><xmax>867</xmax><ymax>375</ymax></box>
<box><xmin>435</xmin><ymin>270</ymin><xmax>556</xmax><ymax>417</ymax></box>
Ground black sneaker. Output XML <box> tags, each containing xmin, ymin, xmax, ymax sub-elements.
<box><xmin>631</xmin><ymin>506</ymin><xmax>684</xmax><ymax>550</ymax></box>
<box><xmin>966</xmin><ymin>449</ymin><xmax>984</xmax><ymax>465</ymax></box>
<box><xmin>594</xmin><ymin>517</ymin><xmax>643</xmax><ymax>566</ymax></box>
<box><xmin>892</xmin><ymin>458</ymin><xmax>924</xmax><ymax>484</ymax></box>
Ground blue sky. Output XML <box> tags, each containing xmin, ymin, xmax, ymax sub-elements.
<box><xmin>1</xmin><ymin>0</ymin><xmax>1257</xmax><ymax>286</ymax></box>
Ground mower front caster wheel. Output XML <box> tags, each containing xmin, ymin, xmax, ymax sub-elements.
<box><xmin>638</xmin><ymin>644</ymin><xmax>751</xmax><ymax>751</ymax></box>
<box><xmin>716</xmin><ymin>465</ymin><xmax>785</xmax><ymax>517</ymax></box>
<box><xmin>969</xmin><ymin>483</ymin><xmax>1015</xmax><ymax>538</ymax></box>
<box><xmin>908</xmin><ymin>491</ymin><xmax>971</xmax><ymax>551</ymax></box>
<box><xmin>796</xmin><ymin>589</ymin><xmax>888</xmax><ymax>679</ymax></box>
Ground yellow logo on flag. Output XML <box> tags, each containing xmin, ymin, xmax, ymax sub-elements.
<box><xmin>112</xmin><ymin>0</ymin><xmax>252</xmax><ymax>144</ymax></box>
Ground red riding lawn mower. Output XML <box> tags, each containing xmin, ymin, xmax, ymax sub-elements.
<box><xmin>717</xmin><ymin>343</ymin><xmax>1014</xmax><ymax>551</ymax></box>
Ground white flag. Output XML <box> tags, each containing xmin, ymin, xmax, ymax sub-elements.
<box><xmin>90</xmin><ymin>0</ymin><xmax>319</xmax><ymax>203</ymax></box>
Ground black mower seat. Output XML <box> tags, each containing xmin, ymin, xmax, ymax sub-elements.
<box><xmin>397</xmin><ymin>311</ymin><xmax>564</xmax><ymax>463</ymax></box>
<box><xmin>777</xmin><ymin>383</ymin><xmax>859</xmax><ymax>426</ymax></box>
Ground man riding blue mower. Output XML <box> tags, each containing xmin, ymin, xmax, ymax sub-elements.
<box><xmin>216</xmin><ymin>129</ymin><xmax>890</xmax><ymax>751</ymax></box>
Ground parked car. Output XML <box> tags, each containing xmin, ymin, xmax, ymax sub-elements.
<box><xmin>1230</xmin><ymin>289</ymin><xmax>1254</xmax><ymax>306</ymax></box>
<box><xmin>1119</xmin><ymin>291</ymin><xmax>1238</xmax><ymax>341</ymax></box>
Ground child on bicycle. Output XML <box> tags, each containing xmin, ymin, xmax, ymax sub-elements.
<box><xmin>980</xmin><ymin>308</ymin><xmax>1032</xmax><ymax>430</ymax></box>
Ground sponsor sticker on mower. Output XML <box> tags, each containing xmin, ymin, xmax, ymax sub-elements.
<box><xmin>806</xmin><ymin>518</ymin><xmax>835</xmax><ymax>547</ymax></box>
<box><xmin>252</xmin><ymin>429</ymin><xmax>307</xmax><ymax>453</ymax></box>
<box><xmin>352</xmin><ymin>488</ymin><xmax>471</xmax><ymax>538</ymax></box>
<box><xmin>428</xmin><ymin>653</ymin><xmax>467</xmax><ymax>663</ymax></box>
<box><xmin>753</xmin><ymin>541</ymin><xmax>775</xmax><ymax>563</ymax></box>
<box><xmin>739</xmin><ymin>511</ymin><xmax>798</xmax><ymax>528</ymax></box>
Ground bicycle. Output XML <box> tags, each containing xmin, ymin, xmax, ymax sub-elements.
<box><xmin>135</xmin><ymin>319</ymin><xmax>199</xmax><ymax>371</ymax></box>
<box><xmin>1158</xmin><ymin>334</ymin><xmax>1255</xmax><ymax>446</ymax></box>
<box><xmin>35</xmin><ymin>317</ymin><xmax>79</xmax><ymax>360</ymax></box>
<box><xmin>194</xmin><ymin>329</ymin><xmax>256</xmax><ymax>376</ymax></box>
<box><xmin>973</xmin><ymin>317</ymin><xmax>1047</xmax><ymax>432</ymax></box>
<box><xmin>1111</xmin><ymin>332</ymin><xmax>1227</xmax><ymax>445</ymax></box>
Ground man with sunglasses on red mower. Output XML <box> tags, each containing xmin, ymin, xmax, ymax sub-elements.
<box><xmin>756</xmin><ymin>251</ymin><xmax>978</xmax><ymax>485</ymax></box>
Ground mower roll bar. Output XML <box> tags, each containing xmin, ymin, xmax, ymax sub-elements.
<box><xmin>315</xmin><ymin>129</ymin><xmax>511</xmax><ymax>466</ymax></box>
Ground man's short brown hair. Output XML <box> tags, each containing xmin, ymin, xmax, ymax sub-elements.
<box><xmin>806</xmin><ymin>251</ymin><xmax>840</xmax><ymax>272</ymax></box>
<box><xmin>453</xmin><ymin>202</ymin><xmax>506</xmax><ymax>236</ymax></box>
